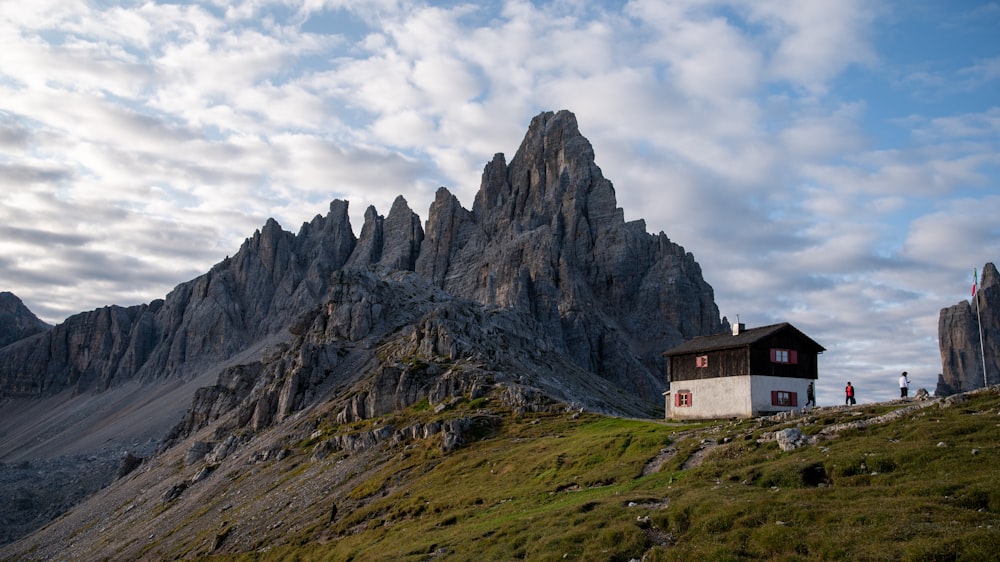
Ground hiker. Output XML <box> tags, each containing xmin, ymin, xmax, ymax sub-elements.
<box><xmin>845</xmin><ymin>381</ymin><xmax>856</xmax><ymax>405</ymax></box>
<box><xmin>806</xmin><ymin>381</ymin><xmax>816</xmax><ymax>407</ymax></box>
<box><xmin>899</xmin><ymin>371</ymin><xmax>909</xmax><ymax>398</ymax></box>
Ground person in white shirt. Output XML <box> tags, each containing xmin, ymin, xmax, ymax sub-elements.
<box><xmin>899</xmin><ymin>371</ymin><xmax>909</xmax><ymax>398</ymax></box>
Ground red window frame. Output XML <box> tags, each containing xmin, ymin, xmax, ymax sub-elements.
<box><xmin>770</xmin><ymin>348</ymin><xmax>798</xmax><ymax>364</ymax></box>
<box><xmin>696</xmin><ymin>355</ymin><xmax>708</xmax><ymax>368</ymax></box>
<box><xmin>771</xmin><ymin>390</ymin><xmax>798</xmax><ymax>407</ymax></box>
<box><xmin>674</xmin><ymin>391</ymin><xmax>693</xmax><ymax>407</ymax></box>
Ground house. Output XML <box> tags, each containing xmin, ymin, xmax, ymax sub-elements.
<box><xmin>662</xmin><ymin>322</ymin><xmax>825</xmax><ymax>419</ymax></box>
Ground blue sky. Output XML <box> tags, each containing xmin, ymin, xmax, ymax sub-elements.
<box><xmin>1</xmin><ymin>0</ymin><xmax>998</xmax><ymax>404</ymax></box>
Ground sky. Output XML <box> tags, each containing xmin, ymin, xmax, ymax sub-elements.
<box><xmin>1</xmin><ymin>0</ymin><xmax>998</xmax><ymax>404</ymax></box>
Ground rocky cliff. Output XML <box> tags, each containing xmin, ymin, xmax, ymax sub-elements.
<box><xmin>937</xmin><ymin>262</ymin><xmax>1000</xmax><ymax>395</ymax></box>
<box><xmin>0</xmin><ymin>292</ymin><xmax>49</xmax><ymax>349</ymax></box>
<box><xmin>0</xmin><ymin>201</ymin><xmax>359</xmax><ymax>397</ymax></box>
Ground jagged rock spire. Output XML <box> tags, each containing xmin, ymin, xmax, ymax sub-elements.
<box><xmin>417</xmin><ymin>110</ymin><xmax>724</xmax><ymax>402</ymax></box>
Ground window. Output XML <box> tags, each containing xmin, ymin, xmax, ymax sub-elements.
<box><xmin>696</xmin><ymin>355</ymin><xmax>708</xmax><ymax>368</ymax></box>
<box><xmin>771</xmin><ymin>390</ymin><xmax>798</xmax><ymax>407</ymax></box>
<box><xmin>674</xmin><ymin>391</ymin><xmax>693</xmax><ymax>407</ymax></box>
<box><xmin>770</xmin><ymin>348</ymin><xmax>798</xmax><ymax>364</ymax></box>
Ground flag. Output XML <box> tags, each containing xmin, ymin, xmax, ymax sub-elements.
<box><xmin>972</xmin><ymin>268</ymin><xmax>978</xmax><ymax>297</ymax></box>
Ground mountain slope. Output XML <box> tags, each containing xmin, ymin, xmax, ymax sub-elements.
<box><xmin>4</xmin><ymin>386</ymin><xmax>997</xmax><ymax>560</ymax></box>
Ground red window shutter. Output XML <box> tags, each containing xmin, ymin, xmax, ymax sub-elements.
<box><xmin>688</xmin><ymin>392</ymin><xmax>693</xmax><ymax>407</ymax></box>
<box><xmin>790</xmin><ymin>392</ymin><xmax>798</xmax><ymax>407</ymax></box>
<box><xmin>675</xmin><ymin>393</ymin><xmax>681</xmax><ymax>407</ymax></box>
<box><xmin>771</xmin><ymin>390</ymin><xmax>779</xmax><ymax>406</ymax></box>
<box><xmin>770</xmin><ymin>348</ymin><xmax>777</xmax><ymax>362</ymax></box>
<box><xmin>790</xmin><ymin>350</ymin><xmax>798</xmax><ymax>364</ymax></box>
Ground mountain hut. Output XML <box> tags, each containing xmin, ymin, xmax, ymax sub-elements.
<box><xmin>662</xmin><ymin>322</ymin><xmax>825</xmax><ymax>419</ymax></box>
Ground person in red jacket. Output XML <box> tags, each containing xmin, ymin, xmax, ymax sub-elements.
<box><xmin>845</xmin><ymin>381</ymin><xmax>856</xmax><ymax>405</ymax></box>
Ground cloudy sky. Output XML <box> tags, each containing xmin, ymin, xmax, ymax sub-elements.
<box><xmin>2</xmin><ymin>0</ymin><xmax>998</xmax><ymax>404</ymax></box>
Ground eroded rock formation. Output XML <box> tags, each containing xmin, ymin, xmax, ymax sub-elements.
<box><xmin>937</xmin><ymin>262</ymin><xmax>1000</xmax><ymax>395</ymax></box>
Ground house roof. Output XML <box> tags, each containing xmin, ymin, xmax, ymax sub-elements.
<box><xmin>662</xmin><ymin>322</ymin><xmax>826</xmax><ymax>356</ymax></box>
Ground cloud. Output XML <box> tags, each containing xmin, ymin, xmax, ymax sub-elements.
<box><xmin>902</xmin><ymin>196</ymin><xmax>1000</xmax><ymax>272</ymax></box>
<box><xmin>0</xmin><ymin>0</ymin><xmax>996</xmax><ymax>407</ymax></box>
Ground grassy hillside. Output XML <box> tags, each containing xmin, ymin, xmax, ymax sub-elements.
<box><xmin>198</xmin><ymin>389</ymin><xmax>1000</xmax><ymax>561</ymax></box>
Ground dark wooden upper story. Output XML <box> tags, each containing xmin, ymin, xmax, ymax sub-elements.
<box><xmin>663</xmin><ymin>322</ymin><xmax>825</xmax><ymax>382</ymax></box>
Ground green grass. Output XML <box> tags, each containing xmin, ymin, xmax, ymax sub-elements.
<box><xmin>199</xmin><ymin>390</ymin><xmax>1000</xmax><ymax>561</ymax></box>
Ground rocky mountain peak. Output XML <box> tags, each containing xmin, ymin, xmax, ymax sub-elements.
<box><xmin>981</xmin><ymin>261</ymin><xmax>999</xmax><ymax>291</ymax></box>
<box><xmin>344</xmin><ymin>196</ymin><xmax>424</xmax><ymax>271</ymax></box>
<box><xmin>419</xmin><ymin>110</ymin><xmax>723</xmax><ymax>403</ymax></box>
<box><xmin>0</xmin><ymin>292</ymin><xmax>50</xmax><ymax>348</ymax></box>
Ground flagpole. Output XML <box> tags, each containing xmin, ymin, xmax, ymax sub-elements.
<box><xmin>974</xmin><ymin>268</ymin><xmax>988</xmax><ymax>388</ymax></box>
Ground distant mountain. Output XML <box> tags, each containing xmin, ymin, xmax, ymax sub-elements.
<box><xmin>0</xmin><ymin>110</ymin><xmax>724</xmax><ymax>547</ymax></box>
<box><xmin>937</xmin><ymin>261</ymin><xmax>1000</xmax><ymax>395</ymax></box>
<box><xmin>0</xmin><ymin>292</ymin><xmax>50</xmax><ymax>349</ymax></box>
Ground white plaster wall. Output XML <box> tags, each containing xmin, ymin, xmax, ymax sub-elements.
<box><xmin>669</xmin><ymin>376</ymin><xmax>753</xmax><ymax>419</ymax></box>
<box><xmin>749</xmin><ymin>376</ymin><xmax>812</xmax><ymax>414</ymax></box>
<box><xmin>668</xmin><ymin>376</ymin><xmax>816</xmax><ymax>419</ymax></box>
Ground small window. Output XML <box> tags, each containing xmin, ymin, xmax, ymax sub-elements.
<box><xmin>675</xmin><ymin>391</ymin><xmax>693</xmax><ymax>407</ymax></box>
<box><xmin>771</xmin><ymin>390</ymin><xmax>798</xmax><ymax>407</ymax></box>
<box><xmin>696</xmin><ymin>355</ymin><xmax>708</xmax><ymax>368</ymax></box>
<box><xmin>770</xmin><ymin>348</ymin><xmax>798</xmax><ymax>364</ymax></box>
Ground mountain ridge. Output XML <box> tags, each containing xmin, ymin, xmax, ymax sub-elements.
<box><xmin>0</xmin><ymin>110</ymin><xmax>721</xmax><ymax>408</ymax></box>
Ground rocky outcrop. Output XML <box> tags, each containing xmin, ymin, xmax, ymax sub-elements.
<box><xmin>347</xmin><ymin>196</ymin><xmax>424</xmax><ymax>271</ymax></box>
<box><xmin>0</xmin><ymin>292</ymin><xmax>50</xmax><ymax>349</ymax></box>
<box><xmin>937</xmin><ymin>262</ymin><xmax>1000</xmax><ymax>395</ymax></box>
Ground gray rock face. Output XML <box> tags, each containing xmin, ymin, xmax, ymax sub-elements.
<box><xmin>0</xmin><ymin>201</ymin><xmax>357</xmax><ymax>397</ymax></box>
<box><xmin>345</xmin><ymin>197</ymin><xmax>424</xmax><ymax>271</ymax></box>
<box><xmin>0</xmin><ymin>292</ymin><xmax>50</xmax><ymax>349</ymax></box>
<box><xmin>0</xmin><ymin>302</ymin><xmax>159</xmax><ymax>396</ymax></box>
<box><xmin>167</xmin><ymin>266</ymin><xmax>656</xmax><ymax>451</ymax></box>
<box><xmin>415</xmin><ymin>110</ymin><xmax>723</xmax><ymax>402</ymax></box>
<box><xmin>937</xmin><ymin>262</ymin><xmax>1000</xmax><ymax>395</ymax></box>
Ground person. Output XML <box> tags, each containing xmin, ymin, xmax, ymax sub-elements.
<box><xmin>899</xmin><ymin>371</ymin><xmax>909</xmax><ymax>398</ymax></box>
<box><xmin>845</xmin><ymin>381</ymin><xmax>856</xmax><ymax>405</ymax></box>
<box><xmin>806</xmin><ymin>381</ymin><xmax>816</xmax><ymax>407</ymax></box>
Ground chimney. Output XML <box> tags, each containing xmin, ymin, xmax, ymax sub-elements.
<box><xmin>732</xmin><ymin>322</ymin><xmax>746</xmax><ymax>336</ymax></box>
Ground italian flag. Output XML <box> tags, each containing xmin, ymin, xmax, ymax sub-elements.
<box><xmin>972</xmin><ymin>268</ymin><xmax>978</xmax><ymax>297</ymax></box>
